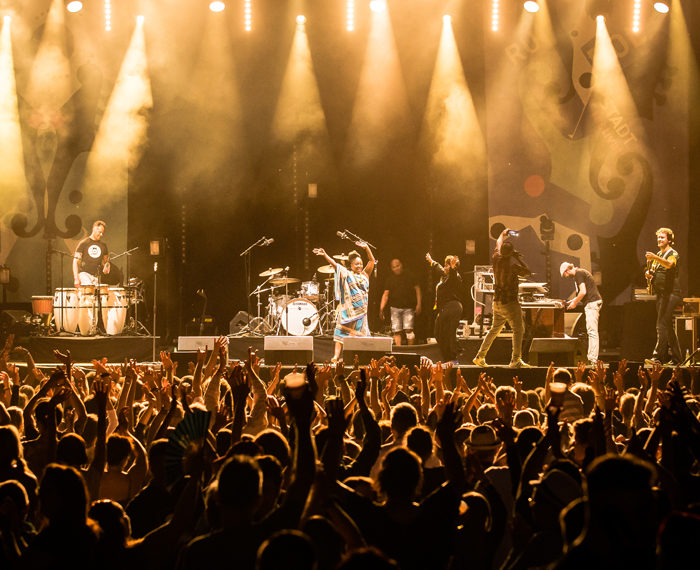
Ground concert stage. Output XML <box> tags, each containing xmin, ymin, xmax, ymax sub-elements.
<box><xmin>24</xmin><ymin>335</ymin><xmax>157</xmax><ymax>363</ymax></box>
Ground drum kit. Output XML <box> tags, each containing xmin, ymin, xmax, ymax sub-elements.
<box><xmin>235</xmin><ymin>254</ymin><xmax>350</xmax><ymax>337</ymax></box>
<box><xmin>30</xmin><ymin>279</ymin><xmax>146</xmax><ymax>337</ymax></box>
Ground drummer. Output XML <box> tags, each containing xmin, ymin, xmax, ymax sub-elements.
<box><xmin>73</xmin><ymin>220</ymin><xmax>110</xmax><ymax>287</ymax></box>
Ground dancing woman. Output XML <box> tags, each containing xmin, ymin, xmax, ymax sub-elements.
<box><xmin>426</xmin><ymin>253</ymin><xmax>464</xmax><ymax>363</ymax></box>
<box><xmin>314</xmin><ymin>242</ymin><xmax>375</xmax><ymax>362</ymax></box>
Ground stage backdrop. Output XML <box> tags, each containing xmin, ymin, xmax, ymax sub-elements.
<box><xmin>483</xmin><ymin>2</ymin><xmax>689</xmax><ymax>304</ymax></box>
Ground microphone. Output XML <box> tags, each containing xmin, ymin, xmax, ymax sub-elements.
<box><xmin>196</xmin><ymin>289</ymin><xmax>207</xmax><ymax>298</ymax></box>
<box><xmin>263</xmin><ymin>238</ymin><xmax>275</xmax><ymax>246</ymax></box>
<box><xmin>153</xmin><ymin>262</ymin><xmax>158</xmax><ymax>272</ymax></box>
<box><xmin>336</xmin><ymin>231</ymin><xmax>347</xmax><ymax>239</ymax></box>
<box><xmin>284</xmin><ymin>266</ymin><xmax>290</xmax><ymax>272</ymax></box>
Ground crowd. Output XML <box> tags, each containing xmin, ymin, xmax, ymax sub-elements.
<box><xmin>1</xmin><ymin>332</ymin><xmax>699</xmax><ymax>570</ymax></box>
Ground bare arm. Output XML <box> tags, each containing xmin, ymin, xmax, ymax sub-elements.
<box><xmin>72</xmin><ymin>252</ymin><xmax>81</xmax><ymax>286</ymax></box>
<box><xmin>360</xmin><ymin>242</ymin><xmax>375</xmax><ymax>277</ymax></box>
<box><xmin>313</xmin><ymin>247</ymin><xmax>337</xmax><ymax>268</ymax></box>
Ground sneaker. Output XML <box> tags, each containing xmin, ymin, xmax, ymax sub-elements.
<box><xmin>644</xmin><ymin>358</ymin><xmax>661</xmax><ymax>367</ymax></box>
<box><xmin>509</xmin><ymin>359</ymin><xmax>532</xmax><ymax>368</ymax></box>
<box><xmin>473</xmin><ymin>356</ymin><xmax>488</xmax><ymax>367</ymax></box>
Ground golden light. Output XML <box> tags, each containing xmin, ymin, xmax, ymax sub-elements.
<box><xmin>66</xmin><ymin>1</ymin><xmax>83</xmax><ymax>12</ymax></box>
<box><xmin>80</xmin><ymin>17</ymin><xmax>153</xmax><ymax>210</ymax></box>
<box><xmin>632</xmin><ymin>0</ymin><xmax>641</xmax><ymax>33</ymax></box>
<box><xmin>105</xmin><ymin>0</ymin><xmax>111</xmax><ymax>31</ymax></box>
<box><xmin>596</xmin><ymin>14</ymin><xmax>605</xmax><ymax>24</ymax></box>
<box><xmin>346</xmin><ymin>0</ymin><xmax>355</xmax><ymax>31</ymax></box>
<box><xmin>492</xmin><ymin>0</ymin><xmax>500</xmax><ymax>32</ymax></box>
<box><xmin>346</xmin><ymin>0</ymin><xmax>410</xmax><ymax>165</ymax></box>
<box><xmin>26</xmin><ymin>0</ymin><xmax>72</xmax><ymax>122</ymax></box>
<box><xmin>443</xmin><ymin>14</ymin><xmax>451</xmax><ymax>24</ymax></box>
<box><xmin>369</xmin><ymin>0</ymin><xmax>386</xmax><ymax>13</ymax></box>
<box><xmin>296</xmin><ymin>14</ymin><xmax>306</xmax><ymax>26</ymax></box>
<box><xmin>273</xmin><ymin>12</ymin><xmax>328</xmax><ymax>149</ymax></box>
<box><xmin>523</xmin><ymin>1</ymin><xmax>540</xmax><ymax>13</ymax></box>
<box><xmin>244</xmin><ymin>0</ymin><xmax>252</xmax><ymax>31</ymax></box>
<box><xmin>421</xmin><ymin>11</ymin><xmax>485</xmax><ymax>181</ymax></box>
<box><xmin>0</xmin><ymin>16</ymin><xmax>27</xmax><ymax>215</ymax></box>
<box><xmin>653</xmin><ymin>2</ymin><xmax>670</xmax><ymax>13</ymax></box>
<box><xmin>209</xmin><ymin>1</ymin><xmax>225</xmax><ymax>12</ymax></box>
<box><xmin>137</xmin><ymin>14</ymin><xmax>144</xmax><ymax>25</ymax></box>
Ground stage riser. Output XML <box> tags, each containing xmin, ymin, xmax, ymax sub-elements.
<box><xmin>24</xmin><ymin>336</ymin><xmax>157</xmax><ymax>363</ymax></box>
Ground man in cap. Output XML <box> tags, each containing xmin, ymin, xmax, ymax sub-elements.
<box><xmin>560</xmin><ymin>262</ymin><xmax>602</xmax><ymax>365</ymax></box>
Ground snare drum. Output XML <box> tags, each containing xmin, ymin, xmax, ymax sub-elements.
<box><xmin>101</xmin><ymin>288</ymin><xmax>128</xmax><ymax>335</ymax></box>
<box><xmin>269</xmin><ymin>294</ymin><xmax>292</xmax><ymax>316</ymax></box>
<box><xmin>279</xmin><ymin>298</ymin><xmax>319</xmax><ymax>336</ymax></box>
<box><xmin>53</xmin><ymin>288</ymin><xmax>79</xmax><ymax>333</ymax></box>
<box><xmin>300</xmin><ymin>281</ymin><xmax>319</xmax><ymax>302</ymax></box>
<box><xmin>31</xmin><ymin>296</ymin><xmax>53</xmax><ymax>315</ymax></box>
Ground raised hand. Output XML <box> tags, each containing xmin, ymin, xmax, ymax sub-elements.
<box><xmin>368</xmin><ymin>358</ymin><xmax>381</xmax><ymax>379</ymax></box>
<box><xmin>573</xmin><ymin>361</ymin><xmax>586</xmax><ymax>384</ymax></box>
<box><xmin>226</xmin><ymin>363</ymin><xmax>250</xmax><ymax>409</ymax></box>
<box><xmin>159</xmin><ymin>350</ymin><xmax>174</xmax><ymax>371</ymax></box>
<box><xmin>325</xmin><ymin>397</ymin><xmax>347</xmax><ymax>435</ymax></box>
<box><xmin>313</xmin><ymin>247</ymin><xmax>326</xmax><ymax>256</ymax></box>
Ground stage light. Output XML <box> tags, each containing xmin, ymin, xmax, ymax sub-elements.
<box><xmin>632</xmin><ymin>0</ymin><xmax>641</xmax><ymax>33</ymax></box>
<box><xmin>491</xmin><ymin>0</ymin><xmax>499</xmax><ymax>32</ymax></box>
<box><xmin>523</xmin><ymin>1</ymin><xmax>539</xmax><ymax>13</ymax></box>
<box><xmin>3</xmin><ymin>15</ymin><xmax>9</xmax><ymax>25</ymax></box>
<box><xmin>346</xmin><ymin>0</ymin><xmax>355</xmax><ymax>32</ymax></box>
<box><xmin>66</xmin><ymin>1</ymin><xmax>83</xmax><ymax>12</ymax></box>
<box><xmin>369</xmin><ymin>0</ymin><xmax>386</xmax><ymax>13</ymax></box>
<box><xmin>653</xmin><ymin>2</ymin><xmax>669</xmax><ymax>13</ymax></box>
<box><xmin>209</xmin><ymin>1</ymin><xmax>225</xmax><ymax>12</ymax></box>
<box><xmin>244</xmin><ymin>0</ymin><xmax>251</xmax><ymax>31</ymax></box>
<box><xmin>136</xmin><ymin>14</ymin><xmax>144</xmax><ymax>25</ymax></box>
<box><xmin>443</xmin><ymin>15</ymin><xmax>451</xmax><ymax>25</ymax></box>
<box><xmin>104</xmin><ymin>0</ymin><xmax>111</xmax><ymax>31</ymax></box>
<box><xmin>296</xmin><ymin>14</ymin><xmax>306</xmax><ymax>25</ymax></box>
<box><xmin>596</xmin><ymin>14</ymin><xmax>605</xmax><ymax>24</ymax></box>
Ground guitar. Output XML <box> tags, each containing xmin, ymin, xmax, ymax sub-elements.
<box><xmin>645</xmin><ymin>259</ymin><xmax>657</xmax><ymax>295</ymax></box>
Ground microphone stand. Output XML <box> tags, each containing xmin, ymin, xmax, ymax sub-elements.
<box><xmin>48</xmin><ymin>247</ymin><xmax>75</xmax><ymax>335</ymax></box>
<box><xmin>152</xmin><ymin>261</ymin><xmax>158</xmax><ymax>362</ymax></box>
<box><xmin>239</xmin><ymin>237</ymin><xmax>268</xmax><ymax>331</ymax></box>
<box><xmin>110</xmin><ymin>247</ymin><xmax>139</xmax><ymax>335</ymax></box>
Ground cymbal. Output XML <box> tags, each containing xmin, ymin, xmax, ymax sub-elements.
<box><xmin>270</xmin><ymin>277</ymin><xmax>301</xmax><ymax>285</ymax></box>
<box><xmin>317</xmin><ymin>264</ymin><xmax>334</xmax><ymax>274</ymax></box>
<box><xmin>333</xmin><ymin>254</ymin><xmax>349</xmax><ymax>261</ymax></box>
<box><xmin>259</xmin><ymin>267</ymin><xmax>283</xmax><ymax>277</ymax></box>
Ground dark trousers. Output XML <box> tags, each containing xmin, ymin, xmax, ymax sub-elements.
<box><xmin>653</xmin><ymin>293</ymin><xmax>682</xmax><ymax>363</ymax></box>
<box><xmin>435</xmin><ymin>300</ymin><xmax>462</xmax><ymax>362</ymax></box>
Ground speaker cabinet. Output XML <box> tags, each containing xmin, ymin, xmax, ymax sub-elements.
<box><xmin>264</xmin><ymin>336</ymin><xmax>313</xmax><ymax>365</ymax></box>
<box><xmin>342</xmin><ymin>337</ymin><xmax>392</xmax><ymax>365</ymax></box>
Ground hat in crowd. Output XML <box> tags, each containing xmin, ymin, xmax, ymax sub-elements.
<box><xmin>560</xmin><ymin>262</ymin><xmax>574</xmax><ymax>277</ymax></box>
<box><xmin>530</xmin><ymin>468</ymin><xmax>583</xmax><ymax>508</ymax></box>
<box><xmin>466</xmin><ymin>425</ymin><xmax>500</xmax><ymax>451</ymax></box>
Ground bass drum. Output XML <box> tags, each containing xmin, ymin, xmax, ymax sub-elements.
<box><xmin>279</xmin><ymin>298</ymin><xmax>319</xmax><ymax>336</ymax></box>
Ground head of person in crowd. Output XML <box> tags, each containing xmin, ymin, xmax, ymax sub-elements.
<box><xmin>390</xmin><ymin>402</ymin><xmax>418</xmax><ymax>441</ymax></box>
<box><xmin>216</xmin><ymin>455</ymin><xmax>263</xmax><ymax>521</ymax></box>
<box><xmin>378</xmin><ymin>447</ymin><xmax>422</xmax><ymax>502</ymax></box>
<box><xmin>336</xmin><ymin>547</ymin><xmax>400</xmax><ymax>570</ymax></box>
<box><xmin>0</xmin><ymin>424</ymin><xmax>24</xmax><ymax>470</ymax></box>
<box><xmin>88</xmin><ymin>499</ymin><xmax>131</xmax><ymax>552</ymax></box>
<box><xmin>106</xmin><ymin>434</ymin><xmax>133</xmax><ymax>470</ymax></box>
<box><xmin>390</xmin><ymin>259</ymin><xmax>403</xmax><ymax>275</ymax></box>
<box><xmin>56</xmin><ymin>433</ymin><xmax>89</xmax><ymax>469</ymax></box>
<box><xmin>405</xmin><ymin>425</ymin><xmax>433</xmax><ymax>463</ymax></box>
<box><xmin>255</xmin><ymin>529</ymin><xmax>317</xmax><ymax>570</ymax></box>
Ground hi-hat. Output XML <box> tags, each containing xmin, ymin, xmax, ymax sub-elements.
<box><xmin>317</xmin><ymin>265</ymin><xmax>334</xmax><ymax>274</ymax></box>
<box><xmin>270</xmin><ymin>277</ymin><xmax>300</xmax><ymax>285</ymax></box>
<box><xmin>260</xmin><ymin>267</ymin><xmax>283</xmax><ymax>277</ymax></box>
<box><xmin>333</xmin><ymin>254</ymin><xmax>349</xmax><ymax>261</ymax></box>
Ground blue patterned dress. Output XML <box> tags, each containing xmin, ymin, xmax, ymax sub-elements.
<box><xmin>333</xmin><ymin>265</ymin><xmax>370</xmax><ymax>341</ymax></box>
